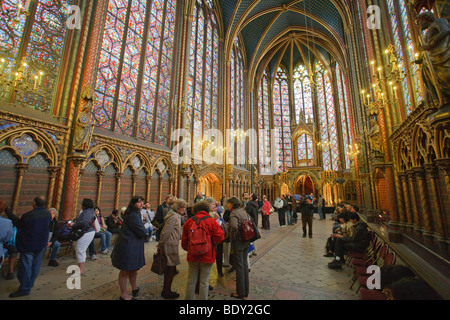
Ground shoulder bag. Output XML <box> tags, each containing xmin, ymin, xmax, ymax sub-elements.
<box><xmin>151</xmin><ymin>249</ymin><xmax>167</xmax><ymax>275</ymax></box>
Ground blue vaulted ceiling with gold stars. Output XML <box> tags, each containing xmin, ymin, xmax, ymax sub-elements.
<box><xmin>218</xmin><ymin>0</ymin><xmax>351</xmax><ymax>81</ymax></box>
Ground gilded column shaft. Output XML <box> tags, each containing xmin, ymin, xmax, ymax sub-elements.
<box><xmin>413</xmin><ymin>167</ymin><xmax>431</xmax><ymax>232</ymax></box>
<box><xmin>396</xmin><ymin>172</ymin><xmax>407</xmax><ymax>224</ymax></box>
<box><xmin>96</xmin><ymin>171</ymin><xmax>104</xmax><ymax>207</ymax></box>
<box><xmin>424</xmin><ymin>164</ymin><xmax>446</xmax><ymax>238</ymax></box>
<box><xmin>12</xmin><ymin>164</ymin><xmax>28</xmax><ymax>214</ymax></box>
<box><xmin>406</xmin><ymin>170</ymin><xmax>421</xmax><ymax>231</ymax></box>
<box><xmin>401</xmin><ymin>173</ymin><xmax>413</xmax><ymax>226</ymax></box>
<box><xmin>115</xmin><ymin>173</ymin><xmax>122</xmax><ymax>210</ymax></box>
<box><xmin>47</xmin><ymin>167</ymin><xmax>59</xmax><ymax>209</ymax></box>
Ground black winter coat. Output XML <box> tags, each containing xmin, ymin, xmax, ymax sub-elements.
<box><xmin>111</xmin><ymin>208</ymin><xmax>148</xmax><ymax>271</ymax></box>
<box><xmin>245</xmin><ymin>200</ymin><xmax>259</xmax><ymax>225</ymax></box>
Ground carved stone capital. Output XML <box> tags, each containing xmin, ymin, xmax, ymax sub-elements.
<box><xmin>397</xmin><ymin>171</ymin><xmax>407</xmax><ymax>182</ymax></box>
<box><xmin>48</xmin><ymin>166</ymin><xmax>60</xmax><ymax>178</ymax></box>
<box><xmin>68</xmin><ymin>154</ymin><xmax>87</xmax><ymax>167</ymax></box>
<box><xmin>412</xmin><ymin>166</ymin><xmax>426</xmax><ymax>180</ymax></box>
<box><xmin>435</xmin><ymin>158</ymin><xmax>450</xmax><ymax>176</ymax></box>
<box><xmin>16</xmin><ymin>163</ymin><xmax>28</xmax><ymax>176</ymax></box>
<box><xmin>424</xmin><ymin>164</ymin><xmax>438</xmax><ymax>179</ymax></box>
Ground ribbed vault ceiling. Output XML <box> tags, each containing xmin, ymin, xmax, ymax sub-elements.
<box><xmin>217</xmin><ymin>0</ymin><xmax>351</xmax><ymax>83</ymax></box>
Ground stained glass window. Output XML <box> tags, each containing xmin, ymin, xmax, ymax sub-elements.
<box><xmin>230</xmin><ymin>38</ymin><xmax>245</xmax><ymax>166</ymax></box>
<box><xmin>336</xmin><ymin>64</ymin><xmax>352</xmax><ymax>169</ymax></box>
<box><xmin>94</xmin><ymin>0</ymin><xmax>177</xmax><ymax>147</ymax></box>
<box><xmin>293</xmin><ymin>64</ymin><xmax>314</xmax><ymax>124</ymax></box>
<box><xmin>0</xmin><ymin>0</ymin><xmax>72</xmax><ymax>112</ymax></box>
<box><xmin>297</xmin><ymin>133</ymin><xmax>314</xmax><ymax>168</ymax></box>
<box><xmin>397</xmin><ymin>0</ymin><xmax>424</xmax><ymax>110</ymax></box>
<box><xmin>186</xmin><ymin>1</ymin><xmax>220</xmax><ymax>157</ymax></box>
<box><xmin>258</xmin><ymin>70</ymin><xmax>271</xmax><ymax>172</ymax></box>
<box><xmin>386</xmin><ymin>0</ymin><xmax>422</xmax><ymax>115</ymax></box>
<box><xmin>273</xmin><ymin>67</ymin><xmax>292</xmax><ymax>172</ymax></box>
<box><xmin>316</xmin><ymin>62</ymin><xmax>339</xmax><ymax>171</ymax></box>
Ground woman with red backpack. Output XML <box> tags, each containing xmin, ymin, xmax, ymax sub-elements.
<box><xmin>181</xmin><ymin>200</ymin><xmax>224</xmax><ymax>300</ymax></box>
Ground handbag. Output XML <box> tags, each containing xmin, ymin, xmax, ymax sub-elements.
<box><xmin>240</xmin><ymin>214</ymin><xmax>256</xmax><ymax>241</ymax></box>
<box><xmin>69</xmin><ymin>228</ymin><xmax>86</xmax><ymax>241</ymax></box>
<box><xmin>69</xmin><ymin>217</ymin><xmax>96</xmax><ymax>241</ymax></box>
<box><xmin>151</xmin><ymin>250</ymin><xmax>167</xmax><ymax>275</ymax></box>
<box><xmin>249</xmin><ymin>219</ymin><xmax>261</xmax><ymax>242</ymax></box>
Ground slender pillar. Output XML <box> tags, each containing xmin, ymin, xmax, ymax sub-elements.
<box><xmin>424</xmin><ymin>164</ymin><xmax>446</xmax><ymax>239</ymax></box>
<box><xmin>12</xmin><ymin>163</ymin><xmax>28</xmax><ymax>214</ymax></box>
<box><xmin>114</xmin><ymin>172</ymin><xmax>122</xmax><ymax>211</ymax></box>
<box><xmin>413</xmin><ymin>167</ymin><xmax>432</xmax><ymax>234</ymax></box>
<box><xmin>406</xmin><ymin>170</ymin><xmax>421</xmax><ymax>234</ymax></box>
<box><xmin>62</xmin><ymin>155</ymin><xmax>86</xmax><ymax>221</ymax></box>
<box><xmin>96</xmin><ymin>170</ymin><xmax>104</xmax><ymax>207</ymax></box>
<box><xmin>47</xmin><ymin>166</ymin><xmax>59</xmax><ymax>209</ymax></box>
<box><xmin>146</xmin><ymin>175</ymin><xmax>151</xmax><ymax>203</ymax></box>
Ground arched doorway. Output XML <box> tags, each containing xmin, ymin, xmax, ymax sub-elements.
<box><xmin>198</xmin><ymin>172</ymin><xmax>222</xmax><ymax>200</ymax></box>
<box><xmin>294</xmin><ymin>175</ymin><xmax>316</xmax><ymax>196</ymax></box>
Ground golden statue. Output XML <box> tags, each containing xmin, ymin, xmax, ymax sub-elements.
<box><xmin>369</xmin><ymin>118</ymin><xmax>383</xmax><ymax>156</ymax></box>
<box><xmin>415</xmin><ymin>12</ymin><xmax>450</xmax><ymax>108</ymax></box>
<box><xmin>72</xmin><ymin>88</ymin><xmax>94</xmax><ymax>153</ymax></box>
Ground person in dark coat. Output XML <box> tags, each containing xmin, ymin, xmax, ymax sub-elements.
<box><xmin>5</xmin><ymin>196</ymin><xmax>51</xmax><ymax>298</ymax></box>
<box><xmin>328</xmin><ymin>212</ymin><xmax>371</xmax><ymax>269</ymax></box>
<box><xmin>300</xmin><ymin>198</ymin><xmax>315</xmax><ymax>238</ymax></box>
<box><xmin>111</xmin><ymin>196</ymin><xmax>148</xmax><ymax>300</ymax></box>
<box><xmin>245</xmin><ymin>194</ymin><xmax>259</xmax><ymax>227</ymax></box>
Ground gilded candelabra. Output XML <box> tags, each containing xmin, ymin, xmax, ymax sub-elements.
<box><xmin>360</xmin><ymin>44</ymin><xmax>409</xmax><ymax>116</ymax></box>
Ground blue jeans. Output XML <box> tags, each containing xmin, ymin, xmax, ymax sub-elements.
<box><xmin>286</xmin><ymin>210</ymin><xmax>294</xmax><ymax>225</ymax></box>
<box><xmin>146</xmin><ymin>224</ymin><xmax>154</xmax><ymax>237</ymax></box>
<box><xmin>49</xmin><ymin>240</ymin><xmax>60</xmax><ymax>260</ymax></box>
<box><xmin>318</xmin><ymin>206</ymin><xmax>325</xmax><ymax>220</ymax></box>
<box><xmin>17</xmin><ymin>247</ymin><xmax>46</xmax><ymax>294</ymax></box>
<box><xmin>88</xmin><ymin>231</ymin><xmax>112</xmax><ymax>255</ymax></box>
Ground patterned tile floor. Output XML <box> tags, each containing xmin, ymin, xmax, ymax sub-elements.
<box><xmin>0</xmin><ymin>213</ymin><xmax>359</xmax><ymax>300</ymax></box>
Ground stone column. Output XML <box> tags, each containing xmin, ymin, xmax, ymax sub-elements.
<box><xmin>186</xmin><ymin>179</ymin><xmax>191</xmax><ymax>204</ymax></box>
<box><xmin>413</xmin><ymin>166</ymin><xmax>432</xmax><ymax>235</ymax></box>
<box><xmin>12</xmin><ymin>163</ymin><xmax>28</xmax><ymax>214</ymax></box>
<box><xmin>131</xmin><ymin>173</ymin><xmax>137</xmax><ymax>196</ymax></box>
<box><xmin>435</xmin><ymin>159</ymin><xmax>450</xmax><ymax>239</ymax></box>
<box><xmin>399</xmin><ymin>171</ymin><xmax>413</xmax><ymax>230</ymax></box>
<box><xmin>406</xmin><ymin>170</ymin><xmax>421</xmax><ymax>234</ymax></box>
<box><xmin>61</xmin><ymin>155</ymin><xmax>86</xmax><ymax>221</ymax></box>
<box><xmin>114</xmin><ymin>173</ymin><xmax>122</xmax><ymax>211</ymax></box>
<box><xmin>146</xmin><ymin>175</ymin><xmax>151</xmax><ymax>203</ymax></box>
<box><xmin>47</xmin><ymin>166</ymin><xmax>60</xmax><ymax>209</ymax></box>
<box><xmin>424</xmin><ymin>164</ymin><xmax>446</xmax><ymax>239</ymax></box>
<box><xmin>96</xmin><ymin>170</ymin><xmax>104</xmax><ymax>207</ymax></box>
<box><xmin>396</xmin><ymin>172</ymin><xmax>408</xmax><ymax>227</ymax></box>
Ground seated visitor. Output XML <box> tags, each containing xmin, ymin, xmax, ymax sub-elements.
<box><xmin>328</xmin><ymin>212</ymin><xmax>370</xmax><ymax>269</ymax></box>
<box><xmin>106</xmin><ymin>209</ymin><xmax>123</xmax><ymax>234</ymax></box>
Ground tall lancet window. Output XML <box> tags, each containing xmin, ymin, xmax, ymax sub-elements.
<box><xmin>94</xmin><ymin>0</ymin><xmax>177</xmax><ymax>147</ymax></box>
<box><xmin>258</xmin><ymin>70</ymin><xmax>271</xmax><ymax>172</ymax></box>
<box><xmin>386</xmin><ymin>0</ymin><xmax>424</xmax><ymax>115</ymax></box>
<box><xmin>336</xmin><ymin>64</ymin><xmax>353</xmax><ymax>169</ymax></box>
<box><xmin>230</xmin><ymin>38</ymin><xmax>245</xmax><ymax>166</ymax></box>
<box><xmin>316</xmin><ymin>62</ymin><xmax>339</xmax><ymax>171</ymax></box>
<box><xmin>273</xmin><ymin>67</ymin><xmax>292</xmax><ymax>172</ymax></box>
<box><xmin>186</xmin><ymin>0</ymin><xmax>220</xmax><ymax>157</ymax></box>
<box><xmin>293</xmin><ymin>64</ymin><xmax>314</xmax><ymax>124</ymax></box>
